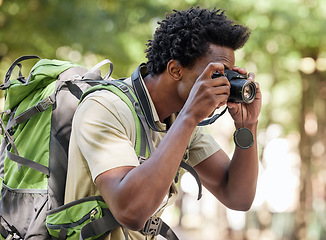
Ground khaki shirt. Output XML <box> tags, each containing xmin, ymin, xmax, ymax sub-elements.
<box><xmin>65</xmin><ymin>77</ymin><xmax>220</xmax><ymax>239</ymax></box>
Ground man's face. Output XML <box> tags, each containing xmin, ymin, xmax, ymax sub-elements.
<box><xmin>179</xmin><ymin>44</ymin><xmax>235</xmax><ymax>102</ymax></box>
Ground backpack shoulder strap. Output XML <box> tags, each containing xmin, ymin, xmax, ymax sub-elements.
<box><xmin>81</xmin><ymin>79</ymin><xmax>154</xmax><ymax>159</ymax></box>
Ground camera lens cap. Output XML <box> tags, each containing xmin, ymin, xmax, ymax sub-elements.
<box><xmin>233</xmin><ymin>127</ymin><xmax>254</xmax><ymax>149</ymax></box>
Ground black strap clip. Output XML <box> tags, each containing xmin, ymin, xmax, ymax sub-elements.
<box><xmin>141</xmin><ymin>217</ymin><xmax>162</xmax><ymax>236</ymax></box>
<box><xmin>35</xmin><ymin>96</ymin><xmax>55</xmax><ymax>112</ymax></box>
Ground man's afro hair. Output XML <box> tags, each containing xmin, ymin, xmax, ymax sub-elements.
<box><xmin>145</xmin><ymin>6</ymin><xmax>251</xmax><ymax>75</ymax></box>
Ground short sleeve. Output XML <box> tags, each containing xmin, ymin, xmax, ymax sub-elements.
<box><xmin>73</xmin><ymin>90</ymin><xmax>139</xmax><ymax>181</ymax></box>
<box><xmin>186</xmin><ymin>126</ymin><xmax>221</xmax><ymax>167</ymax></box>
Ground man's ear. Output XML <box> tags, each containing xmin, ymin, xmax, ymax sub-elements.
<box><xmin>167</xmin><ymin>60</ymin><xmax>183</xmax><ymax>81</ymax></box>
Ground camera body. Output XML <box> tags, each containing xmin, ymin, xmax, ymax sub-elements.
<box><xmin>212</xmin><ymin>70</ymin><xmax>256</xmax><ymax>104</ymax></box>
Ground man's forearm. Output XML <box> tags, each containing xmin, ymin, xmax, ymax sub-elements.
<box><xmin>100</xmin><ymin>113</ymin><xmax>198</xmax><ymax>229</ymax></box>
<box><xmin>227</xmin><ymin>121</ymin><xmax>259</xmax><ymax>209</ymax></box>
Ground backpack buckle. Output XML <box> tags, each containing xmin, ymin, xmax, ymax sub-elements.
<box><xmin>141</xmin><ymin>217</ymin><xmax>162</xmax><ymax>236</ymax></box>
<box><xmin>36</xmin><ymin>96</ymin><xmax>55</xmax><ymax>112</ymax></box>
<box><xmin>117</xmin><ymin>84</ymin><xmax>129</xmax><ymax>93</ymax></box>
<box><xmin>138</xmin><ymin>156</ymin><xmax>147</xmax><ymax>164</ymax></box>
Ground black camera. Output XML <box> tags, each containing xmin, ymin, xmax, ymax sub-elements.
<box><xmin>212</xmin><ymin>70</ymin><xmax>256</xmax><ymax>104</ymax></box>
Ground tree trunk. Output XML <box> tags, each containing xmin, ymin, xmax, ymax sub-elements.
<box><xmin>295</xmin><ymin>69</ymin><xmax>326</xmax><ymax>239</ymax></box>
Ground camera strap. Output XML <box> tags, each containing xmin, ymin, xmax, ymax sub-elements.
<box><xmin>197</xmin><ymin>107</ymin><xmax>228</xmax><ymax>126</ymax></box>
<box><xmin>198</xmin><ymin>103</ymin><xmax>254</xmax><ymax>149</ymax></box>
<box><xmin>131</xmin><ymin>63</ymin><xmax>165</xmax><ymax>132</ymax></box>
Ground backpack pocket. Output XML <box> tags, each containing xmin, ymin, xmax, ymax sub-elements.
<box><xmin>0</xmin><ymin>182</ymin><xmax>50</xmax><ymax>239</ymax></box>
<box><xmin>46</xmin><ymin>196</ymin><xmax>119</xmax><ymax>240</ymax></box>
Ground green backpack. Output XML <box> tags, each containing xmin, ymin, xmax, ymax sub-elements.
<box><xmin>0</xmin><ymin>56</ymin><xmax>200</xmax><ymax>240</ymax></box>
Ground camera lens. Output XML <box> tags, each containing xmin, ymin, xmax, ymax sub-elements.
<box><xmin>242</xmin><ymin>81</ymin><xmax>256</xmax><ymax>103</ymax></box>
<box><xmin>228</xmin><ymin>79</ymin><xmax>256</xmax><ymax>103</ymax></box>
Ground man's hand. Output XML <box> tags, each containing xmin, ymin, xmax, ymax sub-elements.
<box><xmin>227</xmin><ymin>67</ymin><xmax>262</xmax><ymax>126</ymax></box>
<box><xmin>180</xmin><ymin>62</ymin><xmax>231</xmax><ymax>125</ymax></box>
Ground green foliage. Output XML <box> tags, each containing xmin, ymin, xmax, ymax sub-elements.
<box><xmin>0</xmin><ymin>0</ymin><xmax>176</xmax><ymax>77</ymax></box>
<box><xmin>0</xmin><ymin>0</ymin><xmax>325</xmax><ymax>132</ymax></box>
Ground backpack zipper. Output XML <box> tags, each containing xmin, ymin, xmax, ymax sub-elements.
<box><xmin>90</xmin><ymin>208</ymin><xmax>98</xmax><ymax>221</ymax></box>
<box><xmin>47</xmin><ymin>207</ymin><xmax>99</xmax><ymax>229</ymax></box>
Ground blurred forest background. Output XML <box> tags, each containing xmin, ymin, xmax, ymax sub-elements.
<box><xmin>0</xmin><ymin>0</ymin><xmax>326</xmax><ymax>239</ymax></box>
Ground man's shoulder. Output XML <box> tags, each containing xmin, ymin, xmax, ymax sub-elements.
<box><xmin>80</xmin><ymin>86</ymin><xmax>131</xmax><ymax>109</ymax></box>
<box><xmin>73</xmin><ymin>86</ymin><xmax>136</xmax><ymax>132</ymax></box>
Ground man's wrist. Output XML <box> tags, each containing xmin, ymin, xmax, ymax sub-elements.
<box><xmin>234</xmin><ymin>120</ymin><xmax>258</xmax><ymax>131</ymax></box>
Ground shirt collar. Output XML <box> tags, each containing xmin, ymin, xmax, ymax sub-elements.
<box><xmin>125</xmin><ymin>69</ymin><xmax>167</xmax><ymax>131</ymax></box>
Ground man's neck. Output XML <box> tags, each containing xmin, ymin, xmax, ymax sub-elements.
<box><xmin>143</xmin><ymin>74</ymin><xmax>183</xmax><ymax>122</ymax></box>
